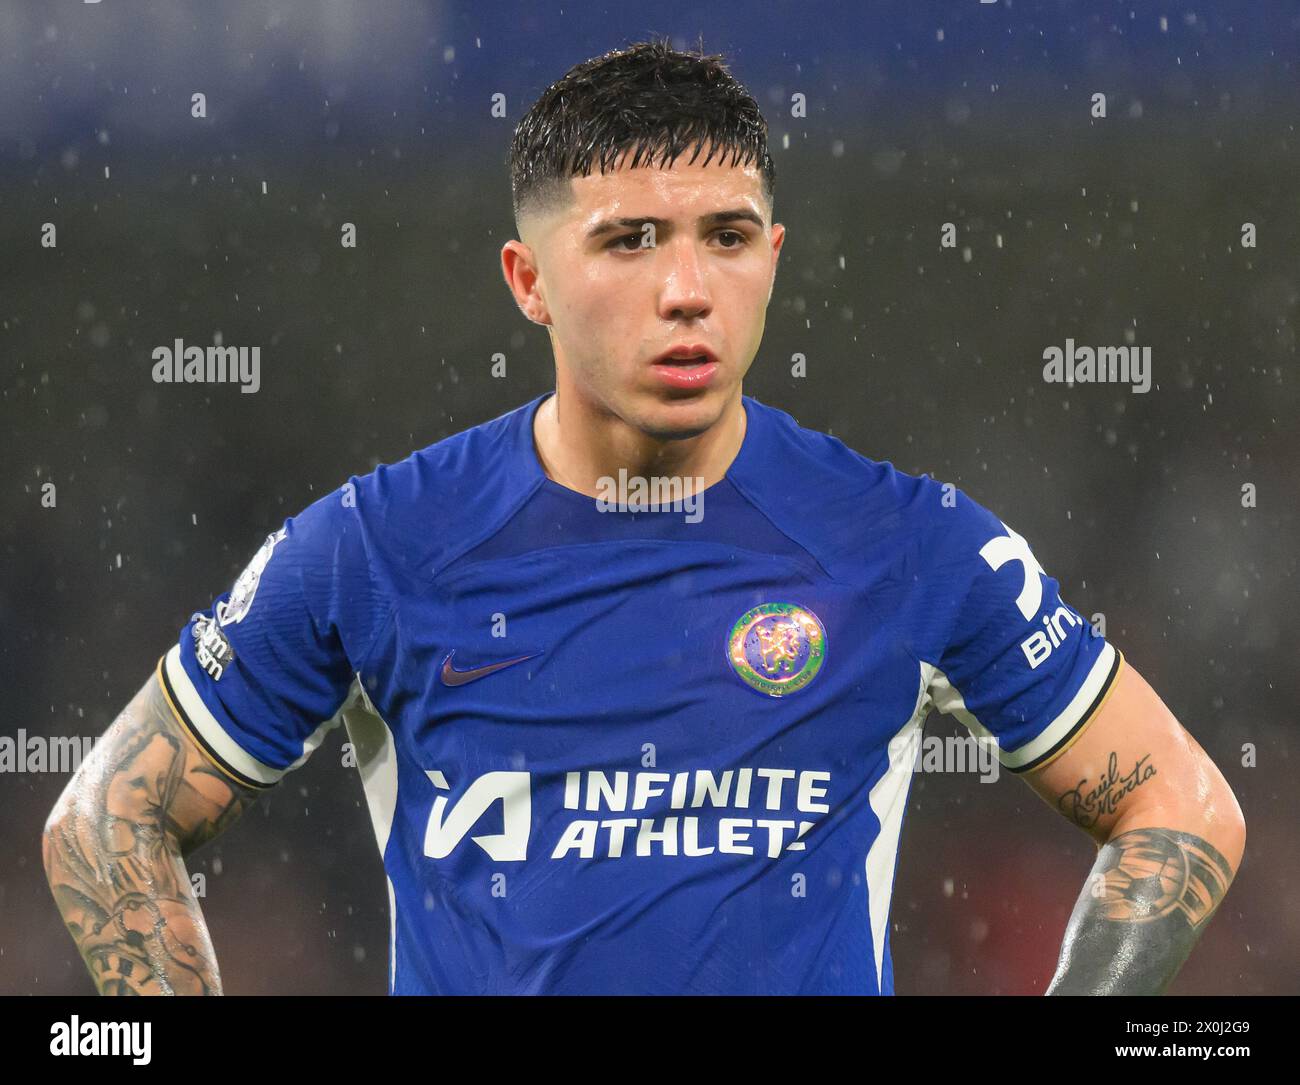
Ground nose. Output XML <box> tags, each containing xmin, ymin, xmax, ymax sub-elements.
<box><xmin>658</xmin><ymin>238</ymin><xmax>712</xmax><ymax>322</ymax></box>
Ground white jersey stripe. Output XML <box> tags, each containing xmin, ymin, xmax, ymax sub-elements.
<box><xmin>341</xmin><ymin>680</ymin><xmax>401</xmax><ymax>993</ymax></box>
<box><xmin>865</xmin><ymin>663</ymin><xmax>932</xmax><ymax>992</ymax></box>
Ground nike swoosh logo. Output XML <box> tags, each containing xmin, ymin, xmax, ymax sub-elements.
<box><xmin>440</xmin><ymin>650</ymin><xmax>540</xmax><ymax>687</ymax></box>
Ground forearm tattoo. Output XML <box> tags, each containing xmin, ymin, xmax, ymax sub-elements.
<box><xmin>41</xmin><ymin>673</ymin><xmax>262</xmax><ymax>994</ymax></box>
<box><xmin>1046</xmin><ymin>826</ymin><xmax>1236</xmax><ymax>995</ymax></box>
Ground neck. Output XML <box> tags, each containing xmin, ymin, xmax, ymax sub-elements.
<box><xmin>532</xmin><ymin>388</ymin><xmax>747</xmax><ymax>500</ymax></box>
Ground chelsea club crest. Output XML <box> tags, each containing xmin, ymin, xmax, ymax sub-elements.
<box><xmin>727</xmin><ymin>603</ymin><xmax>826</xmax><ymax>697</ymax></box>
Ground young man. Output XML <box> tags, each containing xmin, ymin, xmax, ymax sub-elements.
<box><xmin>44</xmin><ymin>40</ymin><xmax>1244</xmax><ymax>996</ymax></box>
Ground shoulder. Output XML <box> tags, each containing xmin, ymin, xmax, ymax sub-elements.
<box><xmin>735</xmin><ymin>397</ymin><xmax>1006</xmax><ymax>577</ymax></box>
<box><xmin>334</xmin><ymin>398</ymin><xmax>543</xmax><ymax>578</ymax></box>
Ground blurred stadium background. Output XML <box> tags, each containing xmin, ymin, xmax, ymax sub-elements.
<box><xmin>1</xmin><ymin>1</ymin><xmax>1295</xmax><ymax>994</ymax></box>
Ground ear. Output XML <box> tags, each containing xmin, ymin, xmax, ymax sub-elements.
<box><xmin>767</xmin><ymin>223</ymin><xmax>786</xmax><ymax>302</ymax></box>
<box><xmin>501</xmin><ymin>240</ymin><xmax>552</xmax><ymax>325</ymax></box>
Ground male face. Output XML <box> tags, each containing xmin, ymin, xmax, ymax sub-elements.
<box><xmin>506</xmin><ymin>150</ymin><xmax>784</xmax><ymax>441</ymax></box>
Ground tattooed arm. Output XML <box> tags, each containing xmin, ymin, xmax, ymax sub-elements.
<box><xmin>41</xmin><ymin>661</ymin><xmax>263</xmax><ymax>994</ymax></box>
<box><xmin>1019</xmin><ymin>659</ymin><xmax>1245</xmax><ymax>995</ymax></box>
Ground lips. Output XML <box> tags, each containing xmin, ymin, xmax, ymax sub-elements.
<box><xmin>653</xmin><ymin>345</ymin><xmax>719</xmax><ymax>367</ymax></box>
<box><xmin>650</xmin><ymin>345</ymin><xmax>720</xmax><ymax>390</ymax></box>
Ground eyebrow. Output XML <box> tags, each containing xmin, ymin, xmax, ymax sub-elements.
<box><xmin>585</xmin><ymin>208</ymin><xmax>766</xmax><ymax>240</ymax></box>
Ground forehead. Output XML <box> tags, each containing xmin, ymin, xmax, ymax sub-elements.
<box><xmin>566</xmin><ymin>149</ymin><xmax>767</xmax><ymax>219</ymax></box>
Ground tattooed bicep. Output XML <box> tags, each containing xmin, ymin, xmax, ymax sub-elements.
<box><xmin>48</xmin><ymin>667</ymin><xmax>264</xmax><ymax>857</ymax></box>
<box><xmin>1019</xmin><ymin>661</ymin><xmax>1236</xmax><ymax>843</ymax></box>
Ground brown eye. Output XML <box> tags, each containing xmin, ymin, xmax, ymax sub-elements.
<box><xmin>716</xmin><ymin>230</ymin><xmax>747</xmax><ymax>248</ymax></box>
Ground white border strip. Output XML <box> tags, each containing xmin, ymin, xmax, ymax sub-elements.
<box><xmin>1002</xmin><ymin>641</ymin><xmax>1117</xmax><ymax>770</ymax></box>
<box><xmin>340</xmin><ymin>679</ymin><xmax>401</xmax><ymax>994</ymax></box>
<box><xmin>865</xmin><ymin>663</ymin><xmax>931</xmax><ymax>992</ymax></box>
<box><xmin>164</xmin><ymin>643</ymin><xmax>286</xmax><ymax>786</ymax></box>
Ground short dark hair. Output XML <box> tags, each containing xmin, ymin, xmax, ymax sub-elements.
<box><xmin>508</xmin><ymin>37</ymin><xmax>775</xmax><ymax>229</ymax></box>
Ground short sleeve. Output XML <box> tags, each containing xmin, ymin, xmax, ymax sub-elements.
<box><xmin>914</xmin><ymin>483</ymin><xmax>1122</xmax><ymax>774</ymax></box>
<box><xmin>160</xmin><ymin>480</ymin><xmax>387</xmax><ymax>790</ymax></box>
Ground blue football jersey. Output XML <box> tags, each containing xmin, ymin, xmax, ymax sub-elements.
<box><xmin>160</xmin><ymin>392</ymin><xmax>1121</xmax><ymax>994</ymax></box>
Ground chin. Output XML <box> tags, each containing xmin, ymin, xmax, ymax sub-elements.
<box><xmin>634</xmin><ymin>390</ymin><xmax>727</xmax><ymax>441</ymax></box>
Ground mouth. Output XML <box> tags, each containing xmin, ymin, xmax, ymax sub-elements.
<box><xmin>652</xmin><ymin>346</ymin><xmax>719</xmax><ymax>368</ymax></box>
<box><xmin>650</xmin><ymin>346</ymin><xmax>720</xmax><ymax>389</ymax></box>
